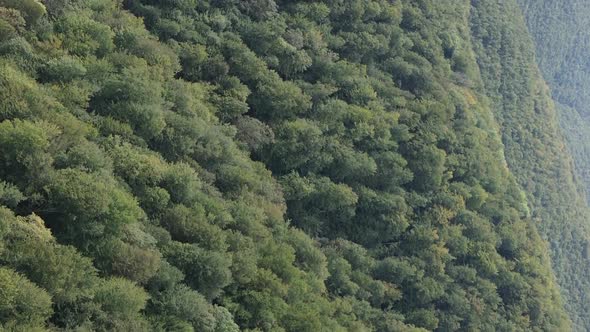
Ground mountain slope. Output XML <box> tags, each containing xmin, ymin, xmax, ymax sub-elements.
<box><xmin>0</xmin><ymin>0</ymin><xmax>572</xmax><ymax>330</ymax></box>
<box><xmin>517</xmin><ymin>0</ymin><xmax>590</xmax><ymax>203</ymax></box>
<box><xmin>471</xmin><ymin>0</ymin><xmax>590</xmax><ymax>329</ymax></box>
<box><xmin>127</xmin><ymin>0</ymin><xmax>569</xmax><ymax>329</ymax></box>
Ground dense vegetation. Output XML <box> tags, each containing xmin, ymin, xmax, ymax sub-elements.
<box><xmin>517</xmin><ymin>0</ymin><xmax>590</xmax><ymax>201</ymax></box>
<box><xmin>500</xmin><ymin>1</ymin><xmax>590</xmax><ymax>329</ymax></box>
<box><xmin>0</xmin><ymin>0</ymin><xmax>577</xmax><ymax>330</ymax></box>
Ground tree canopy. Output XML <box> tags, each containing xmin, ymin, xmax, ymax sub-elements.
<box><xmin>0</xmin><ymin>0</ymin><xmax>578</xmax><ymax>331</ymax></box>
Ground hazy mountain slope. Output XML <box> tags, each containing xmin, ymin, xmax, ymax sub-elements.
<box><xmin>471</xmin><ymin>0</ymin><xmax>590</xmax><ymax>329</ymax></box>
<box><xmin>0</xmin><ymin>0</ymin><xmax>572</xmax><ymax>330</ymax></box>
<box><xmin>517</xmin><ymin>0</ymin><xmax>590</xmax><ymax>202</ymax></box>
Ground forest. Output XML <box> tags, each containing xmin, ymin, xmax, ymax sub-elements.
<box><xmin>0</xmin><ymin>0</ymin><xmax>586</xmax><ymax>331</ymax></box>
<box><xmin>514</xmin><ymin>0</ymin><xmax>590</xmax><ymax>329</ymax></box>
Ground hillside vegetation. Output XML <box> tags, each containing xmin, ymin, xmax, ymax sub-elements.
<box><xmin>517</xmin><ymin>0</ymin><xmax>590</xmax><ymax>202</ymax></box>
<box><xmin>0</xmin><ymin>0</ymin><xmax>576</xmax><ymax>331</ymax></box>
<box><xmin>504</xmin><ymin>0</ymin><xmax>590</xmax><ymax>329</ymax></box>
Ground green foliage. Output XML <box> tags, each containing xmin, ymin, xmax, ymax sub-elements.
<box><xmin>94</xmin><ymin>277</ymin><xmax>148</xmax><ymax>318</ymax></box>
<box><xmin>0</xmin><ymin>119</ymin><xmax>56</xmax><ymax>188</ymax></box>
<box><xmin>90</xmin><ymin>66</ymin><xmax>166</xmax><ymax>138</ymax></box>
<box><xmin>0</xmin><ymin>0</ymin><xmax>577</xmax><ymax>331</ymax></box>
<box><xmin>44</xmin><ymin>168</ymin><xmax>144</xmax><ymax>247</ymax></box>
<box><xmin>0</xmin><ymin>267</ymin><xmax>52</xmax><ymax>328</ymax></box>
<box><xmin>40</xmin><ymin>56</ymin><xmax>87</xmax><ymax>83</ymax></box>
<box><xmin>472</xmin><ymin>0</ymin><xmax>590</xmax><ymax>329</ymax></box>
<box><xmin>0</xmin><ymin>8</ymin><xmax>25</xmax><ymax>34</ymax></box>
<box><xmin>164</xmin><ymin>241</ymin><xmax>232</xmax><ymax>300</ymax></box>
<box><xmin>0</xmin><ymin>181</ymin><xmax>24</xmax><ymax>208</ymax></box>
<box><xmin>0</xmin><ymin>19</ymin><xmax>16</xmax><ymax>42</ymax></box>
<box><xmin>55</xmin><ymin>13</ymin><xmax>114</xmax><ymax>57</ymax></box>
<box><xmin>0</xmin><ymin>0</ymin><xmax>45</xmax><ymax>25</ymax></box>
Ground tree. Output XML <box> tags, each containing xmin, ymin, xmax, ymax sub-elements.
<box><xmin>0</xmin><ymin>0</ymin><xmax>45</xmax><ymax>25</ymax></box>
<box><xmin>164</xmin><ymin>241</ymin><xmax>232</xmax><ymax>300</ymax></box>
<box><xmin>0</xmin><ymin>267</ymin><xmax>53</xmax><ymax>328</ymax></box>
<box><xmin>44</xmin><ymin>168</ymin><xmax>144</xmax><ymax>247</ymax></box>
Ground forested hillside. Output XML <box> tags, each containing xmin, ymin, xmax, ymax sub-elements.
<box><xmin>517</xmin><ymin>0</ymin><xmax>590</xmax><ymax>200</ymax></box>
<box><xmin>506</xmin><ymin>1</ymin><xmax>590</xmax><ymax>329</ymax></box>
<box><xmin>0</xmin><ymin>0</ymin><xmax>576</xmax><ymax>331</ymax></box>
